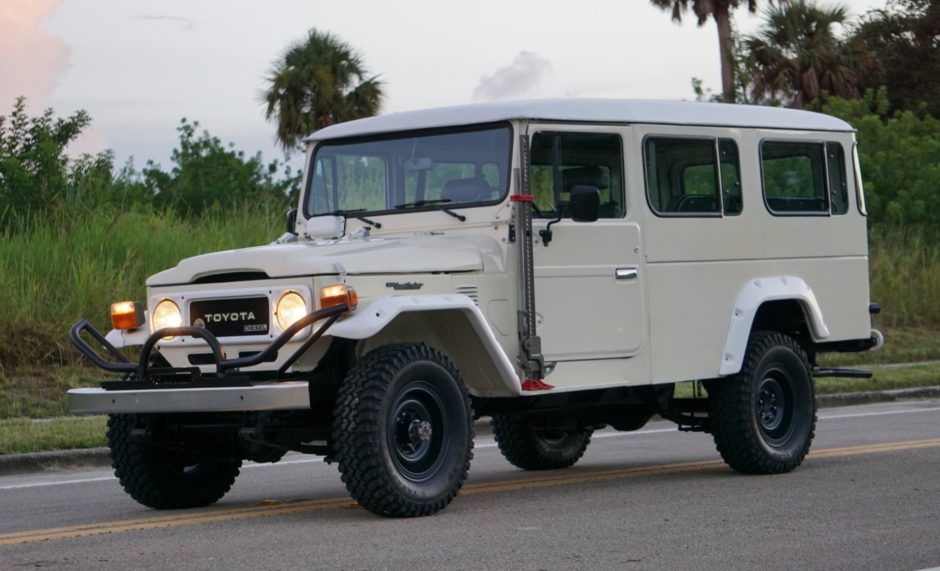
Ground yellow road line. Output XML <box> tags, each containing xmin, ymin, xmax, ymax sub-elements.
<box><xmin>3</xmin><ymin>437</ymin><xmax>940</xmax><ymax>547</ymax></box>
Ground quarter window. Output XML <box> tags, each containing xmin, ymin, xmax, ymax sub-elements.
<box><xmin>529</xmin><ymin>132</ymin><xmax>625</xmax><ymax>218</ymax></box>
<box><xmin>644</xmin><ymin>137</ymin><xmax>741</xmax><ymax>216</ymax></box>
<box><xmin>761</xmin><ymin>141</ymin><xmax>850</xmax><ymax>215</ymax></box>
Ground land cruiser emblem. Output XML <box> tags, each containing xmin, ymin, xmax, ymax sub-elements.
<box><xmin>385</xmin><ymin>281</ymin><xmax>423</xmax><ymax>291</ymax></box>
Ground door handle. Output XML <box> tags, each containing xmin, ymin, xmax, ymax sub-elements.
<box><xmin>615</xmin><ymin>268</ymin><xmax>638</xmax><ymax>280</ymax></box>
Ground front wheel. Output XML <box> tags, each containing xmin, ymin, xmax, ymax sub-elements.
<box><xmin>332</xmin><ymin>343</ymin><xmax>474</xmax><ymax>517</ymax></box>
<box><xmin>492</xmin><ymin>415</ymin><xmax>593</xmax><ymax>470</ymax></box>
<box><xmin>708</xmin><ymin>331</ymin><xmax>816</xmax><ymax>474</ymax></box>
<box><xmin>108</xmin><ymin>414</ymin><xmax>242</xmax><ymax>509</ymax></box>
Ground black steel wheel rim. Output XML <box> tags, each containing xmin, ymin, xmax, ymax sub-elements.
<box><xmin>165</xmin><ymin>450</ymin><xmax>207</xmax><ymax>475</ymax></box>
<box><xmin>756</xmin><ymin>368</ymin><xmax>795</xmax><ymax>444</ymax></box>
<box><xmin>387</xmin><ymin>381</ymin><xmax>448</xmax><ymax>483</ymax></box>
<box><xmin>535</xmin><ymin>427</ymin><xmax>570</xmax><ymax>449</ymax></box>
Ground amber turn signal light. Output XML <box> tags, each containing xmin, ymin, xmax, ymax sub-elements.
<box><xmin>110</xmin><ymin>301</ymin><xmax>145</xmax><ymax>330</ymax></box>
<box><xmin>319</xmin><ymin>284</ymin><xmax>358</xmax><ymax>310</ymax></box>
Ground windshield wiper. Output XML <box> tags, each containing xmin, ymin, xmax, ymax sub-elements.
<box><xmin>331</xmin><ymin>209</ymin><xmax>382</xmax><ymax>229</ymax></box>
<box><xmin>393</xmin><ymin>199</ymin><xmax>466</xmax><ymax>222</ymax></box>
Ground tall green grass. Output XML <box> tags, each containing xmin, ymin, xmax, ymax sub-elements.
<box><xmin>0</xmin><ymin>205</ymin><xmax>282</xmax><ymax>369</ymax></box>
<box><xmin>868</xmin><ymin>229</ymin><xmax>940</xmax><ymax>327</ymax></box>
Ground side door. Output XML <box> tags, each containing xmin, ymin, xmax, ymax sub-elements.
<box><xmin>527</xmin><ymin>125</ymin><xmax>646</xmax><ymax>363</ymax></box>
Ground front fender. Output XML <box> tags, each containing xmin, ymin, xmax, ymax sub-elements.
<box><xmin>331</xmin><ymin>295</ymin><xmax>523</xmax><ymax>397</ymax></box>
<box><xmin>719</xmin><ymin>276</ymin><xmax>830</xmax><ymax>376</ymax></box>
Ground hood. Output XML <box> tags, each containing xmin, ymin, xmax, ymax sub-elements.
<box><xmin>146</xmin><ymin>235</ymin><xmax>490</xmax><ymax>286</ymax></box>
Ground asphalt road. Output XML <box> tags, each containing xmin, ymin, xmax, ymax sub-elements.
<box><xmin>1</xmin><ymin>399</ymin><xmax>939</xmax><ymax>570</ymax></box>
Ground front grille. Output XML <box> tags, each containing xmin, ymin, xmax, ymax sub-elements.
<box><xmin>189</xmin><ymin>297</ymin><xmax>270</xmax><ymax>337</ymax></box>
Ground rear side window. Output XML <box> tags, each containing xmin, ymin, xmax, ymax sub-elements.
<box><xmin>644</xmin><ymin>137</ymin><xmax>741</xmax><ymax>216</ymax></box>
<box><xmin>761</xmin><ymin>140</ymin><xmax>849</xmax><ymax>215</ymax></box>
<box><xmin>529</xmin><ymin>132</ymin><xmax>625</xmax><ymax>219</ymax></box>
<box><xmin>827</xmin><ymin>143</ymin><xmax>848</xmax><ymax>215</ymax></box>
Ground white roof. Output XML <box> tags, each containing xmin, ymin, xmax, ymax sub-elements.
<box><xmin>308</xmin><ymin>98</ymin><xmax>854</xmax><ymax>141</ymax></box>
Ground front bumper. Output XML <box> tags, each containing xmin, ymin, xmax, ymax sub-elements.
<box><xmin>68</xmin><ymin>382</ymin><xmax>312</xmax><ymax>415</ymax></box>
<box><xmin>67</xmin><ymin>303</ymin><xmax>350</xmax><ymax>415</ymax></box>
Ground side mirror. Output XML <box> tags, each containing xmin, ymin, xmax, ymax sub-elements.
<box><xmin>285</xmin><ymin>208</ymin><xmax>298</xmax><ymax>235</ymax></box>
<box><xmin>304</xmin><ymin>215</ymin><xmax>344</xmax><ymax>240</ymax></box>
<box><xmin>569</xmin><ymin>185</ymin><xmax>600</xmax><ymax>222</ymax></box>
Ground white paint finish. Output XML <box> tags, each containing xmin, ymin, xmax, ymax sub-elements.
<box><xmin>103</xmin><ymin>326</ymin><xmax>150</xmax><ymax>349</ymax></box>
<box><xmin>303</xmin><ymin>215</ymin><xmax>344</xmax><ymax>239</ymax></box>
<box><xmin>532</xmin><ymin>221</ymin><xmax>646</xmax><ymax>362</ymax></box>
<box><xmin>329</xmin><ymin>295</ymin><xmax>523</xmax><ymax>395</ymax></box>
<box><xmin>147</xmin><ymin>235</ymin><xmax>488</xmax><ymax>286</ymax></box>
<box><xmin>308</xmin><ymin>99</ymin><xmax>853</xmax><ymax>142</ymax></box>
<box><xmin>719</xmin><ymin>276</ymin><xmax>828</xmax><ymax>375</ymax></box>
<box><xmin>646</xmin><ymin>259</ymin><xmax>871</xmax><ymax>383</ymax></box>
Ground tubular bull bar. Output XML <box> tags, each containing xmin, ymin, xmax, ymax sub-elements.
<box><xmin>67</xmin><ymin>303</ymin><xmax>349</xmax><ymax>415</ymax></box>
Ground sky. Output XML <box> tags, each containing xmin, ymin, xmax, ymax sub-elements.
<box><xmin>1</xmin><ymin>0</ymin><xmax>888</xmax><ymax>170</ymax></box>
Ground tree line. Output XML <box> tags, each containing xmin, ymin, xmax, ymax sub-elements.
<box><xmin>2</xmin><ymin>1</ymin><xmax>938</xmax><ymax>237</ymax></box>
<box><xmin>660</xmin><ymin>0</ymin><xmax>940</xmax><ymax>117</ymax></box>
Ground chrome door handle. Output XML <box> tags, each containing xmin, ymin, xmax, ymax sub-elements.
<box><xmin>615</xmin><ymin>268</ymin><xmax>638</xmax><ymax>280</ymax></box>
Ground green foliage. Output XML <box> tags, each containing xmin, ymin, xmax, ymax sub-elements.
<box><xmin>263</xmin><ymin>29</ymin><xmax>383</xmax><ymax>150</ymax></box>
<box><xmin>0</xmin><ymin>98</ymin><xmax>300</xmax><ymax>230</ymax></box>
<box><xmin>145</xmin><ymin>119</ymin><xmax>300</xmax><ymax>215</ymax></box>
<box><xmin>0</xmin><ymin>97</ymin><xmax>96</xmax><ymax>230</ymax></box>
<box><xmin>742</xmin><ymin>0</ymin><xmax>876</xmax><ymax>109</ymax></box>
<box><xmin>852</xmin><ymin>0</ymin><xmax>940</xmax><ymax>117</ymax></box>
<box><xmin>821</xmin><ymin>89</ymin><xmax>940</xmax><ymax>234</ymax></box>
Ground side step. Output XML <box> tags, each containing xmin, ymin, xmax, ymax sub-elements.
<box><xmin>812</xmin><ymin>367</ymin><xmax>873</xmax><ymax>379</ymax></box>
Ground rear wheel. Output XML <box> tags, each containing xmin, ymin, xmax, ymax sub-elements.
<box><xmin>492</xmin><ymin>414</ymin><xmax>593</xmax><ymax>470</ymax></box>
<box><xmin>332</xmin><ymin>343</ymin><xmax>473</xmax><ymax>517</ymax></box>
<box><xmin>709</xmin><ymin>331</ymin><xmax>816</xmax><ymax>474</ymax></box>
<box><xmin>107</xmin><ymin>414</ymin><xmax>241</xmax><ymax>509</ymax></box>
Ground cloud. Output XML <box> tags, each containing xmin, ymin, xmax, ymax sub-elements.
<box><xmin>0</xmin><ymin>0</ymin><xmax>69</xmax><ymax>109</ymax></box>
<box><xmin>472</xmin><ymin>51</ymin><xmax>553</xmax><ymax>102</ymax></box>
<box><xmin>135</xmin><ymin>14</ymin><xmax>198</xmax><ymax>31</ymax></box>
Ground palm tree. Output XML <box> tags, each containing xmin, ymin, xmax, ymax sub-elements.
<box><xmin>743</xmin><ymin>1</ymin><xmax>876</xmax><ymax>108</ymax></box>
<box><xmin>263</xmin><ymin>29</ymin><xmax>383</xmax><ymax>150</ymax></box>
<box><xmin>650</xmin><ymin>0</ymin><xmax>779</xmax><ymax>103</ymax></box>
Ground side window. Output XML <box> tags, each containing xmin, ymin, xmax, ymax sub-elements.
<box><xmin>853</xmin><ymin>143</ymin><xmax>867</xmax><ymax>216</ymax></box>
<box><xmin>644</xmin><ymin>137</ymin><xmax>741</xmax><ymax>216</ymax></box>
<box><xmin>529</xmin><ymin>132</ymin><xmax>625</xmax><ymax>218</ymax></box>
<box><xmin>827</xmin><ymin>142</ymin><xmax>848</xmax><ymax>215</ymax></box>
<box><xmin>761</xmin><ymin>141</ymin><xmax>827</xmax><ymax>214</ymax></box>
<box><xmin>720</xmin><ymin>139</ymin><xmax>742</xmax><ymax>215</ymax></box>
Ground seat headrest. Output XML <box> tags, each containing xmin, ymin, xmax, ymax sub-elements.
<box><xmin>561</xmin><ymin>166</ymin><xmax>609</xmax><ymax>192</ymax></box>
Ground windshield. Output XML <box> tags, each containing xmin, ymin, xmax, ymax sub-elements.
<box><xmin>305</xmin><ymin>124</ymin><xmax>512</xmax><ymax>217</ymax></box>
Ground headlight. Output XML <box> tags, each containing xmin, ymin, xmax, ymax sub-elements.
<box><xmin>276</xmin><ymin>292</ymin><xmax>308</xmax><ymax>330</ymax></box>
<box><xmin>151</xmin><ymin>299</ymin><xmax>182</xmax><ymax>332</ymax></box>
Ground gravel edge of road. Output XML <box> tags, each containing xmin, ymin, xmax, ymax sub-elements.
<box><xmin>2</xmin><ymin>385</ymin><xmax>939</xmax><ymax>477</ymax></box>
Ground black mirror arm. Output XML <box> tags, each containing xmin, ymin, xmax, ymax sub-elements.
<box><xmin>539</xmin><ymin>204</ymin><xmax>566</xmax><ymax>247</ymax></box>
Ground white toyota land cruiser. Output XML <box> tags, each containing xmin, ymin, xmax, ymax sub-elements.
<box><xmin>70</xmin><ymin>99</ymin><xmax>883</xmax><ymax>517</ymax></box>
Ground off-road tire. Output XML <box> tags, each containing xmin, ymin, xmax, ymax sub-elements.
<box><xmin>107</xmin><ymin>414</ymin><xmax>242</xmax><ymax>509</ymax></box>
<box><xmin>332</xmin><ymin>343</ymin><xmax>474</xmax><ymax>517</ymax></box>
<box><xmin>492</xmin><ymin>415</ymin><xmax>593</xmax><ymax>470</ymax></box>
<box><xmin>709</xmin><ymin>331</ymin><xmax>816</xmax><ymax>474</ymax></box>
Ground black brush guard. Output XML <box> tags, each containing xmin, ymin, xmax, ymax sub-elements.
<box><xmin>70</xmin><ymin>303</ymin><xmax>349</xmax><ymax>384</ymax></box>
